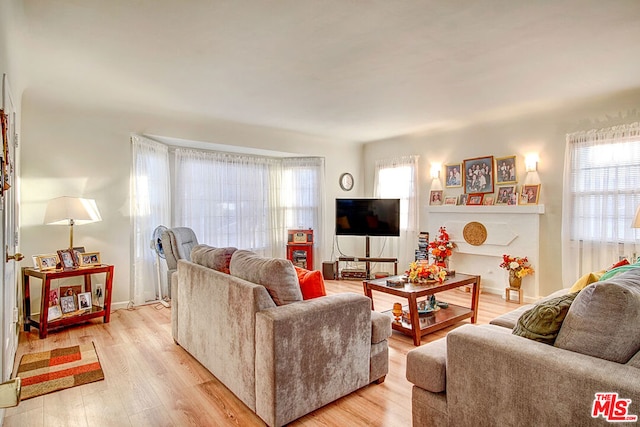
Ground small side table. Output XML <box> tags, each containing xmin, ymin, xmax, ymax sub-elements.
<box><xmin>22</xmin><ymin>264</ymin><xmax>114</xmax><ymax>339</ymax></box>
<box><xmin>505</xmin><ymin>286</ymin><xmax>523</xmax><ymax>304</ymax></box>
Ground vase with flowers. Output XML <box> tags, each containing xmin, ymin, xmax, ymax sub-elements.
<box><xmin>406</xmin><ymin>261</ymin><xmax>447</xmax><ymax>284</ymax></box>
<box><xmin>428</xmin><ymin>226</ymin><xmax>456</xmax><ymax>270</ymax></box>
<box><xmin>499</xmin><ymin>254</ymin><xmax>534</xmax><ymax>289</ymax></box>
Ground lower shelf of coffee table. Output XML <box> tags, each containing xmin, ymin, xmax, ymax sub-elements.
<box><xmin>383</xmin><ymin>303</ymin><xmax>473</xmax><ymax>334</ymax></box>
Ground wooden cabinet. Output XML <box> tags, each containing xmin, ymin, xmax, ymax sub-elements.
<box><xmin>22</xmin><ymin>264</ymin><xmax>114</xmax><ymax>339</ymax></box>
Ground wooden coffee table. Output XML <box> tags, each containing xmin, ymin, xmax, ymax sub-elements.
<box><xmin>363</xmin><ymin>273</ymin><xmax>481</xmax><ymax>345</ymax></box>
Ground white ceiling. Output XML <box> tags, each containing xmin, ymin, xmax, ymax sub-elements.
<box><xmin>20</xmin><ymin>0</ymin><xmax>640</xmax><ymax>142</ymax></box>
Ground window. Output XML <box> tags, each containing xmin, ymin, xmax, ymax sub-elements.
<box><xmin>562</xmin><ymin>123</ymin><xmax>640</xmax><ymax>284</ymax></box>
<box><xmin>373</xmin><ymin>155</ymin><xmax>419</xmax><ymax>270</ymax></box>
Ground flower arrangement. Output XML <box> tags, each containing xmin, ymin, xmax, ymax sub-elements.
<box><xmin>499</xmin><ymin>254</ymin><xmax>534</xmax><ymax>278</ymax></box>
<box><xmin>406</xmin><ymin>261</ymin><xmax>447</xmax><ymax>284</ymax></box>
<box><xmin>428</xmin><ymin>226</ymin><xmax>455</xmax><ymax>267</ymax></box>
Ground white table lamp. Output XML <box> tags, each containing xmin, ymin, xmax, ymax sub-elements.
<box><xmin>44</xmin><ymin>197</ymin><xmax>102</xmax><ymax>249</ymax></box>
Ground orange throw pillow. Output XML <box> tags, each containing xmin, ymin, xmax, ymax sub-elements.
<box><xmin>608</xmin><ymin>258</ymin><xmax>630</xmax><ymax>270</ymax></box>
<box><xmin>294</xmin><ymin>266</ymin><xmax>327</xmax><ymax>300</ymax></box>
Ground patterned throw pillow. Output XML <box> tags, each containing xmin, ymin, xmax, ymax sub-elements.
<box><xmin>512</xmin><ymin>292</ymin><xmax>579</xmax><ymax>345</ymax></box>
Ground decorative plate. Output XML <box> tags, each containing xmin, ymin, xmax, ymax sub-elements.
<box><xmin>463</xmin><ymin>221</ymin><xmax>487</xmax><ymax>246</ymax></box>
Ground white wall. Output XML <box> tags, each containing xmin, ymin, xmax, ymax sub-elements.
<box><xmin>20</xmin><ymin>94</ymin><xmax>362</xmax><ymax>309</ymax></box>
<box><xmin>363</xmin><ymin>88</ymin><xmax>640</xmax><ymax>296</ymax></box>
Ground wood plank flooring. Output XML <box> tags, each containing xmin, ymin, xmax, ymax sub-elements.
<box><xmin>4</xmin><ymin>279</ymin><xmax>516</xmax><ymax>427</ymax></box>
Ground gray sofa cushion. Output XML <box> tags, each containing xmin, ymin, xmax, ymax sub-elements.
<box><xmin>512</xmin><ymin>292</ymin><xmax>578</xmax><ymax>345</ymax></box>
<box><xmin>190</xmin><ymin>244</ymin><xmax>237</xmax><ymax>273</ymax></box>
<box><xmin>406</xmin><ymin>337</ymin><xmax>448</xmax><ymax>393</ymax></box>
<box><xmin>371</xmin><ymin>311</ymin><xmax>392</xmax><ymax>344</ymax></box>
<box><xmin>230</xmin><ymin>250</ymin><xmax>303</xmax><ymax>305</ymax></box>
<box><xmin>555</xmin><ymin>268</ymin><xmax>640</xmax><ymax>363</ymax></box>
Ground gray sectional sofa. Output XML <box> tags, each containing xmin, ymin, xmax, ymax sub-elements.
<box><xmin>406</xmin><ymin>268</ymin><xmax>640</xmax><ymax>426</ymax></box>
<box><xmin>171</xmin><ymin>245</ymin><xmax>391</xmax><ymax>427</ymax></box>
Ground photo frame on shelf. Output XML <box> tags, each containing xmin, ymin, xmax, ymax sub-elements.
<box><xmin>60</xmin><ymin>295</ymin><xmax>76</xmax><ymax>314</ymax></box>
<box><xmin>49</xmin><ymin>288</ymin><xmax>59</xmax><ymax>307</ymax></box>
<box><xmin>73</xmin><ymin>246</ymin><xmax>86</xmax><ymax>264</ymax></box>
<box><xmin>429</xmin><ymin>190</ymin><xmax>443</xmax><ymax>205</ymax></box>
<box><xmin>520</xmin><ymin>184</ymin><xmax>541</xmax><ymax>205</ymax></box>
<box><xmin>467</xmin><ymin>193</ymin><xmax>484</xmax><ymax>206</ymax></box>
<box><xmin>463</xmin><ymin>155</ymin><xmax>494</xmax><ymax>194</ymax></box>
<box><xmin>60</xmin><ymin>285</ymin><xmax>81</xmax><ymax>298</ymax></box>
<box><xmin>495</xmin><ymin>155</ymin><xmax>517</xmax><ymax>184</ymax></box>
<box><xmin>444</xmin><ymin>163</ymin><xmax>462</xmax><ymax>188</ymax></box>
<box><xmin>483</xmin><ymin>195</ymin><xmax>495</xmax><ymax>205</ymax></box>
<box><xmin>458</xmin><ymin>194</ymin><xmax>468</xmax><ymax>205</ymax></box>
<box><xmin>57</xmin><ymin>249</ymin><xmax>78</xmax><ymax>269</ymax></box>
<box><xmin>496</xmin><ymin>185</ymin><xmax>517</xmax><ymax>205</ymax></box>
<box><xmin>79</xmin><ymin>251</ymin><xmax>101</xmax><ymax>266</ymax></box>
<box><xmin>36</xmin><ymin>254</ymin><xmax>59</xmax><ymax>271</ymax></box>
<box><xmin>444</xmin><ymin>196</ymin><xmax>457</xmax><ymax>205</ymax></box>
<box><xmin>48</xmin><ymin>305</ymin><xmax>62</xmax><ymax>321</ymax></box>
<box><xmin>77</xmin><ymin>292</ymin><xmax>92</xmax><ymax>310</ymax></box>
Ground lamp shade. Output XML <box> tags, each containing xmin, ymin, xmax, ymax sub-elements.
<box><xmin>633</xmin><ymin>205</ymin><xmax>640</xmax><ymax>228</ymax></box>
<box><xmin>44</xmin><ymin>197</ymin><xmax>102</xmax><ymax>225</ymax></box>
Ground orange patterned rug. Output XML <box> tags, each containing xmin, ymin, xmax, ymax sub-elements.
<box><xmin>16</xmin><ymin>342</ymin><xmax>104</xmax><ymax>400</ymax></box>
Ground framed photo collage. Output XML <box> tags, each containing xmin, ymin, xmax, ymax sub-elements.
<box><xmin>429</xmin><ymin>155</ymin><xmax>540</xmax><ymax>206</ymax></box>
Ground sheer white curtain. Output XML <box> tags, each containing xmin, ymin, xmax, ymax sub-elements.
<box><xmin>281</xmin><ymin>157</ymin><xmax>325</xmax><ymax>260</ymax></box>
<box><xmin>130</xmin><ymin>135</ymin><xmax>171</xmax><ymax>305</ymax></box>
<box><xmin>174</xmin><ymin>149</ymin><xmax>324</xmax><ymax>258</ymax></box>
<box><xmin>174</xmin><ymin>149</ymin><xmax>275</xmax><ymax>255</ymax></box>
<box><xmin>562</xmin><ymin>122</ymin><xmax>640</xmax><ymax>285</ymax></box>
<box><xmin>373</xmin><ymin>155</ymin><xmax>419</xmax><ymax>271</ymax></box>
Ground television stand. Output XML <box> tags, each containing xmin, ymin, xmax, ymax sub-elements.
<box><xmin>337</xmin><ymin>236</ymin><xmax>398</xmax><ymax>279</ymax></box>
<box><xmin>337</xmin><ymin>256</ymin><xmax>398</xmax><ymax>279</ymax></box>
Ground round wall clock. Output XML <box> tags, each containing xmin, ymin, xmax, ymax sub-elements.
<box><xmin>339</xmin><ymin>173</ymin><xmax>354</xmax><ymax>191</ymax></box>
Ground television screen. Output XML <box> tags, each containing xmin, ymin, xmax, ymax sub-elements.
<box><xmin>335</xmin><ymin>198</ymin><xmax>401</xmax><ymax>237</ymax></box>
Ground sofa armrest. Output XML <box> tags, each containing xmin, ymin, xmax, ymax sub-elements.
<box><xmin>255</xmin><ymin>293</ymin><xmax>372</xmax><ymax>427</ymax></box>
<box><xmin>445</xmin><ymin>324</ymin><xmax>640</xmax><ymax>426</ymax></box>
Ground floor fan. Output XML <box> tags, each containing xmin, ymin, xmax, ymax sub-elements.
<box><xmin>151</xmin><ymin>225</ymin><xmax>170</xmax><ymax>307</ymax></box>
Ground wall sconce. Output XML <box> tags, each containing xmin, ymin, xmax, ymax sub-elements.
<box><xmin>525</xmin><ymin>154</ymin><xmax>539</xmax><ymax>172</ymax></box>
<box><xmin>430</xmin><ymin>164</ymin><xmax>441</xmax><ymax>179</ymax></box>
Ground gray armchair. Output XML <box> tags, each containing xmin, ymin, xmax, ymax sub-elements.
<box><xmin>161</xmin><ymin>227</ymin><xmax>199</xmax><ymax>297</ymax></box>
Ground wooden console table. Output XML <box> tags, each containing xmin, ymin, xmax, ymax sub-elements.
<box><xmin>22</xmin><ymin>264</ymin><xmax>114</xmax><ymax>339</ymax></box>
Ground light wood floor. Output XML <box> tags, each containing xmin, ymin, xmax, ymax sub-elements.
<box><xmin>4</xmin><ymin>279</ymin><xmax>516</xmax><ymax>427</ymax></box>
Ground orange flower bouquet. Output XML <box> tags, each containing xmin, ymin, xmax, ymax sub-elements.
<box><xmin>406</xmin><ymin>261</ymin><xmax>447</xmax><ymax>284</ymax></box>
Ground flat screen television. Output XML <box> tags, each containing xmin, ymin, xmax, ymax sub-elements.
<box><xmin>335</xmin><ymin>198</ymin><xmax>401</xmax><ymax>237</ymax></box>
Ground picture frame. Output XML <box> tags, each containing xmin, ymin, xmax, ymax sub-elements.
<box><xmin>60</xmin><ymin>295</ymin><xmax>76</xmax><ymax>314</ymax></box>
<box><xmin>444</xmin><ymin>196</ymin><xmax>458</xmax><ymax>205</ymax></box>
<box><xmin>444</xmin><ymin>163</ymin><xmax>462</xmax><ymax>188</ymax></box>
<box><xmin>60</xmin><ymin>285</ymin><xmax>82</xmax><ymax>298</ymax></box>
<box><xmin>79</xmin><ymin>251</ymin><xmax>101</xmax><ymax>266</ymax></box>
<box><xmin>429</xmin><ymin>190</ymin><xmax>443</xmax><ymax>205</ymax></box>
<box><xmin>77</xmin><ymin>292</ymin><xmax>92</xmax><ymax>310</ymax></box>
<box><xmin>483</xmin><ymin>195</ymin><xmax>495</xmax><ymax>205</ymax></box>
<box><xmin>49</xmin><ymin>288</ymin><xmax>60</xmax><ymax>307</ymax></box>
<box><xmin>48</xmin><ymin>305</ymin><xmax>62</xmax><ymax>321</ymax></box>
<box><xmin>520</xmin><ymin>184</ymin><xmax>541</xmax><ymax>205</ymax></box>
<box><xmin>495</xmin><ymin>155</ymin><xmax>517</xmax><ymax>184</ymax></box>
<box><xmin>496</xmin><ymin>185</ymin><xmax>517</xmax><ymax>205</ymax></box>
<box><xmin>36</xmin><ymin>254</ymin><xmax>59</xmax><ymax>271</ymax></box>
<box><xmin>73</xmin><ymin>246</ymin><xmax>86</xmax><ymax>264</ymax></box>
<box><xmin>467</xmin><ymin>193</ymin><xmax>484</xmax><ymax>206</ymax></box>
<box><xmin>463</xmin><ymin>155</ymin><xmax>494</xmax><ymax>194</ymax></box>
<box><xmin>57</xmin><ymin>249</ymin><xmax>78</xmax><ymax>269</ymax></box>
<box><xmin>458</xmin><ymin>194</ymin><xmax>468</xmax><ymax>206</ymax></box>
